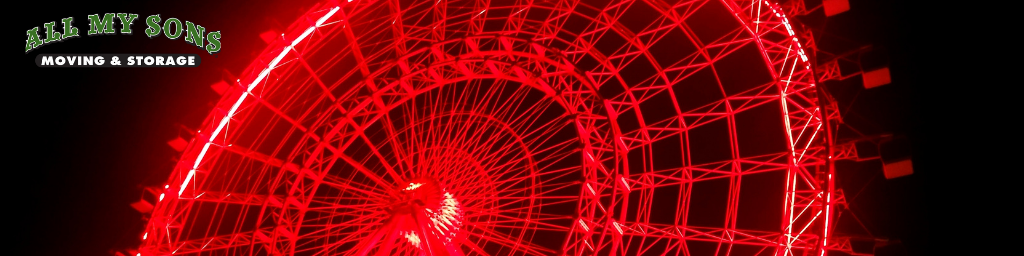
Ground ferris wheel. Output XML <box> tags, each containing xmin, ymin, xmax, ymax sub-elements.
<box><xmin>139</xmin><ymin>0</ymin><xmax>853</xmax><ymax>255</ymax></box>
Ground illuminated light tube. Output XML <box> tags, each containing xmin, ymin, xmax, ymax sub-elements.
<box><xmin>612</xmin><ymin>221</ymin><xmax>623</xmax><ymax>235</ymax></box>
<box><xmin>177</xmin><ymin>6</ymin><xmax>342</xmax><ymax>196</ymax></box>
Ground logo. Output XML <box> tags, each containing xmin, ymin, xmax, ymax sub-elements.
<box><xmin>25</xmin><ymin>13</ymin><xmax>220</xmax><ymax>67</ymax></box>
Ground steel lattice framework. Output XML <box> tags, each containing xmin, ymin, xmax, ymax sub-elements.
<box><xmin>139</xmin><ymin>0</ymin><xmax>853</xmax><ymax>255</ymax></box>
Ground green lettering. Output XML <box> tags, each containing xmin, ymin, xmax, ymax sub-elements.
<box><xmin>164</xmin><ymin>18</ymin><xmax>182</xmax><ymax>40</ymax></box>
<box><xmin>117</xmin><ymin>13</ymin><xmax>139</xmax><ymax>34</ymax></box>
<box><xmin>145</xmin><ymin>15</ymin><xmax>162</xmax><ymax>38</ymax></box>
<box><xmin>25</xmin><ymin>27</ymin><xmax>43</xmax><ymax>52</ymax></box>
<box><xmin>185</xmin><ymin>21</ymin><xmax>205</xmax><ymax>48</ymax></box>
<box><xmin>88</xmin><ymin>13</ymin><xmax>117</xmax><ymax>35</ymax></box>
<box><xmin>205</xmin><ymin>31</ymin><xmax>221</xmax><ymax>54</ymax></box>
<box><xmin>61</xmin><ymin>17</ymin><xmax>79</xmax><ymax>39</ymax></box>
<box><xmin>43</xmin><ymin>21</ymin><xmax>62</xmax><ymax>43</ymax></box>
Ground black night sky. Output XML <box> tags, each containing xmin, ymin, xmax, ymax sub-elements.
<box><xmin>12</xmin><ymin>0</ymin><xmax>940</xmax><ymax>255</ymax></box>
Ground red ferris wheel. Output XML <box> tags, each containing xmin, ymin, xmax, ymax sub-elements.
<box><xmin>139</xmin><ymin>0</ymin><xmax>856</xmax><ymax>255</ymax></box>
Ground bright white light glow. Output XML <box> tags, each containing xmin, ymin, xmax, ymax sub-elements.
<box><xmin>405</xmin><ymin>183</ymin><xmax>423</xmax><ymax>191</ymax></box>
<box><xmin>178</xmin><ymin>6</ymin><xmax>341</xmax><ymax>196</ymax></box>
<box><xmin>578</xmin><ymin>219</ymin><xmax>589</xmax><ymax>232</ymax></box>
<box><xmin>403</xmin><ymin>231</ymin><xmax>421</xmax><ymax>248</ymax></box>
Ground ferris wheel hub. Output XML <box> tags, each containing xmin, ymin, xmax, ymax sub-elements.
<box><xmin>384</xmin><ymin>178</ymin><xmax>465</xmax><ymax>251</ymax></box>
<box><xmin>389</xmin><ymin>178</ymin><xmax>444</xmax><ymax>214</ymax></box>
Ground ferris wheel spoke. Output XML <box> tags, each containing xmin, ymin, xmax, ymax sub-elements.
<box><xmin>480</xmin><ymin>195</ymin><xmax>577</xmax><ymax>213</ymax></box>
<box><xmin>300</xmin><ymin>216</ymin><xmax>391</xmax><ymax>255</ymax></box>
<box><xmin>394</xmin><ymin>106</ymin><xmax>424</xmax><ymax>175</ymax></box>
<box><xmin>462</xmin><ymin>202</ymin><xmax>577</xmax><ymax>226</ymax></box>
<box><xmin>479</xmin><ymin>85</ymin><xmax>547</xmax><ymax>130</ymax></box>
<box><xmin>461</xmin><ymin>123</ymin><xmax>572</xmax><ymax>171</ymax></box>
<box><xmin>513</xmin><ymin>118</ymin><xmax>574</xmax><ymax>149</ymax></box>
<box><xmin>464</xmin><ymin>225</ymin><xmax>555</xmax><ymax>256</ymax></box>
<box><xmin>460</xmin><ymin>239</ymin><xmax>493</xmax><ymax>256</ymax></box>
<box><xmin>454</xmin><ymin>136</ymin><xmax>575</xmax><ymax>183</ymax></box>
<box><xmin>476</xmin><ymin>144</ymin><xmax>577</xmax><ymax>182</ymax></box>
<box><xmin>434</xmin><ymin>118</ymin><xmax>503</xmax><ymax>162</ymax></box>
<box><xmin>482</xmin><ymin>159</ymin><xmax>579</xmax><ymax>192</ymax></box>
<box><xmin>355</xmin><ymin>130</ymin><xmax>408</xmax><ymax>183</ymax></box>
<box><xmin>455</xmin><ymin>165</ymin><xmax>578</xmax><ymax>201</ymax></box>
<box><xmin>305</xmin><ymin>227</ymin><xmax>380</xmax><ymax>256</ymax></box>
<box><xmin>465</xmin><ymin>205</ymin><xmax>575</xmax><ymax>222</ymax></box>
<box><xmin>426</xmin><ymin>83</ymin><xmax>518</xmax><ymax>143</ymax></box>
<box><xmin>304</xmin><ymin>201</ymin><xmax>384</xmax><ymax>213</ymax></box>
<box><xmin>301</xmin><ymin>212</ymin><xmax>387</xmax><ymax>231</ymax></box>
<box><xmin>368</xmin><ymin>91</ymin><xmax>430</xmax><ymax>177</ymax></box>
<box><xmin>319</xmin><ymin>173</ymin><xmax>390</xmax><ymax>198</ymax></box>
<box><xmin>143</xmin><ymin>1</ymin><xmax>830</xmax><ymax>255</ymax></box>
<box><xmin>181</xmin><ymin>191</ymin><xmax>286</xmax><ymax>207</ymax></box>
<box><xmin>333</xmin><ymin>151</ymin><xmax>399</xmax><ymax>190</ymax></box>
<box><xmin>482</xmin><ymin>178</ymin><xmax>577</xmax><ymax>202</ymax></box>
<box><xmin>501</xmin><ymin>101</ymin><xmax>565</xmax><ymax>143</ymax></box>
<box><xmin>145</xmin><ymin>227</ymin><xmax>275</xmax><ymax>255</ymax></box>
<box><xmin>300</xmin><ymin>210</ymin><xmax>387</xmax><ymax>224</ymax></box>
<box><xmin>381</xmin><ymin>111</ymin><xmax>417</xmax><ymax>177</ymax></box>
<box><xmin>471</xmin><ymin>215</ymin><xmax>572</xmax><ymax>233</ymax></box>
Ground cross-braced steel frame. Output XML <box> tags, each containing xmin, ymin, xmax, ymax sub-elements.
<box><xmin>138</xmin><ymin>0</ymin><xmax>852</xmax><ymax>255</ymax></box>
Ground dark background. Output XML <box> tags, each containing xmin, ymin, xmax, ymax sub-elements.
<box><xmin>11</xmin><ymin>0</ymin><xmax>935</xmax><ymax>255</ymax></box>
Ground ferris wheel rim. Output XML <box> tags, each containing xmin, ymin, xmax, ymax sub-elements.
<box><xmin>139</xmin><ymin>0</ymin><xmax>832</xmax><ymax>255</ymax></box>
